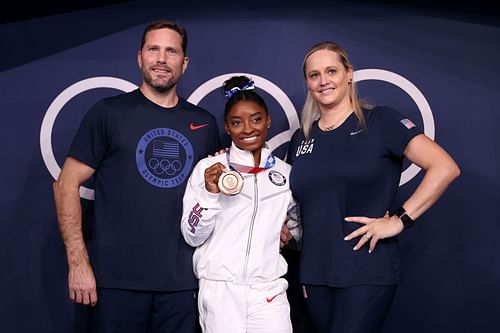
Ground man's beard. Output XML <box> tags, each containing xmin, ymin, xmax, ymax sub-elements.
<box><xmin>143</xmin><ymin>70</ymin><xmax>179</xmax><ymax>93</ymax></box>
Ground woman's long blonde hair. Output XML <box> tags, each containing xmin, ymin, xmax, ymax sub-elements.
<box><xmin>301</xmin><ymin>42</ymin><xmax>371</xmax><ymax>139</ymax></box>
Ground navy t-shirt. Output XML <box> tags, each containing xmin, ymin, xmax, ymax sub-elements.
<box><xmin>288</xmin><ymin>106</ymin><xmax>422</xmax><ymax>287</ymax></box>
<box><xmin>69</xmin><ymin>89</ymin><xmax>221</xmax><ymax>291</ymax></box>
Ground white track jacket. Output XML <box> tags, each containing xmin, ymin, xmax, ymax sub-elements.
<box><xmin>181</xmin><ymin>143</ymin><xmax>301</xmax><ymax>285</ymax></box>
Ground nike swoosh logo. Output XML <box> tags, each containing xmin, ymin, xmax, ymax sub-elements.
<box><xmin>266</xmin><ymin>294</ymin><xmax>280</xmax><ymax>303</ymax></box>
<box><xmin>350</xmin><ymin>129</ymin><xmax>365</xmax><ymax>136</ymax></box>
<box><xmin>190</xmin><ymin>123</ymin><xmax>209</xmax><ymax>130</ymax></box>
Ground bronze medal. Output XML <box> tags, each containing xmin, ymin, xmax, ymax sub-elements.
<box><xmin>218</xmin><ymin>170</ymin><xmax>244</xmax><ymax>195</ymax></box>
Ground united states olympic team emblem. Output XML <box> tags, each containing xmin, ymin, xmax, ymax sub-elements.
<box><xmin>136</xmin><ymin>128</ymin><xmax>194</xmax><ymax>188</ymax></box>
<box><xmin>268</xmin><ymin>170</ymin><xmax>287</xmax><ymax>186</ymax></box>
<box><xmin>40</xmin><ymin>70</ymin><xmax>434</xmax><ymax>199</ymax></box>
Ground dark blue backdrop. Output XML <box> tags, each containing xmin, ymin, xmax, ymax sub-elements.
<box><xmin>1</xmin><ymin>1</ymin><xmax>499</xmax><ymax>332</ymax></box>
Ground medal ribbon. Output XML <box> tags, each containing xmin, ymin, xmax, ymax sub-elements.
<box><xmin>227</xmin><ymin>151</ymin><xmax>275</xmax><ymax>174</ymax></box>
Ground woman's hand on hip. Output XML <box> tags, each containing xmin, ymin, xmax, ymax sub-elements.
<box><xmin>343</xmin><ymin>212</ymin><xmax>404</xmax><ymax>253</ymax></box>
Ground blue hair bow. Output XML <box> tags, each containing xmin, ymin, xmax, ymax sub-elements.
<box><xmin>223</xmin><ymin>80</ymin><xmax>255</xmax><ymax>98</ymax></box>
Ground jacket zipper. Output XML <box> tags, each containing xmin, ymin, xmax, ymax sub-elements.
<box><xmin>243</xmin><ymin>173</ymin><xmax>258</xmax><ymax>279</ymax></box>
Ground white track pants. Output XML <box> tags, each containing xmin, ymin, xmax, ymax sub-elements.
<box><xmin>198</xmin><ymin>278</ymin><xmax>292</xmax><ymax>333</ymax></box>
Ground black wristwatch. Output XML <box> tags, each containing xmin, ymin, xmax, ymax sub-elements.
<box><xmin>394</xmin><ymin>206</ymin><xmax>415</xmax><ymax>229</ymax></box>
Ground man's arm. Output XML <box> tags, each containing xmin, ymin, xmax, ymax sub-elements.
<box><xmin>53</xmin><ymin>157</ymin><xmax>97</xmax><ymax>306</ymax></box>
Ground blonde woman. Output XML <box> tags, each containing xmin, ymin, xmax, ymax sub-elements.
<box><xmin>287</xmin><ymin>42</ymin><xmax>460</xmax><ymax>332</ymax></box>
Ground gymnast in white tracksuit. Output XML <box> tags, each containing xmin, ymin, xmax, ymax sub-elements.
<box><xmin>181</xmin><ymin>76</ymin><xmax>301</xmax><ymax>333</ymax></box>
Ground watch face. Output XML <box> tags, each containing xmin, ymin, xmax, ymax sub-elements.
<box><xmin>394</xmin><ymin>207</ymin><xmax>414</xmax><ymax>229</ymax></box>
<box><xmin>400</xmin><ymin>213</ymin><xmax>415</xmax><ymax>229</ymax></box>
<box><xmin>395</xmin><ymin>206</ymin><xmax>406</xmax><ymax>217</ymax></box>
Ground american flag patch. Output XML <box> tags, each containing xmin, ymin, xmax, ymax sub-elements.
<box><xmin>400</xmin><ymin>118</ymin><xmax>416</xmax><ymax>129</ymax></box>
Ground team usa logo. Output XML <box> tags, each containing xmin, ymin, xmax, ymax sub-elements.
<box><xmin>188</xmin><ymin>203</ymin><xmax>203</xmax><ymax>233</ymax></box>
<box><xmin>136</xmin><ymin>128</ymin><xmax>194</xmax><ymax>188</ymax></box>
<box><xmin>295</xmin><ymin>138</ymin><xmax>315</xmax><ymax>157</ymax></box>
<box><xmin>268</xmin><ymin>170</ymin><xmax>287</xmax><ymax>186</ymax></box>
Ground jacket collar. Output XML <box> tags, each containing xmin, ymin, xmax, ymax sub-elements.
<box><xmin>228</xmin><ymin>142</ymin><xmax>272</xmax><ymax>168</ymax></box>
